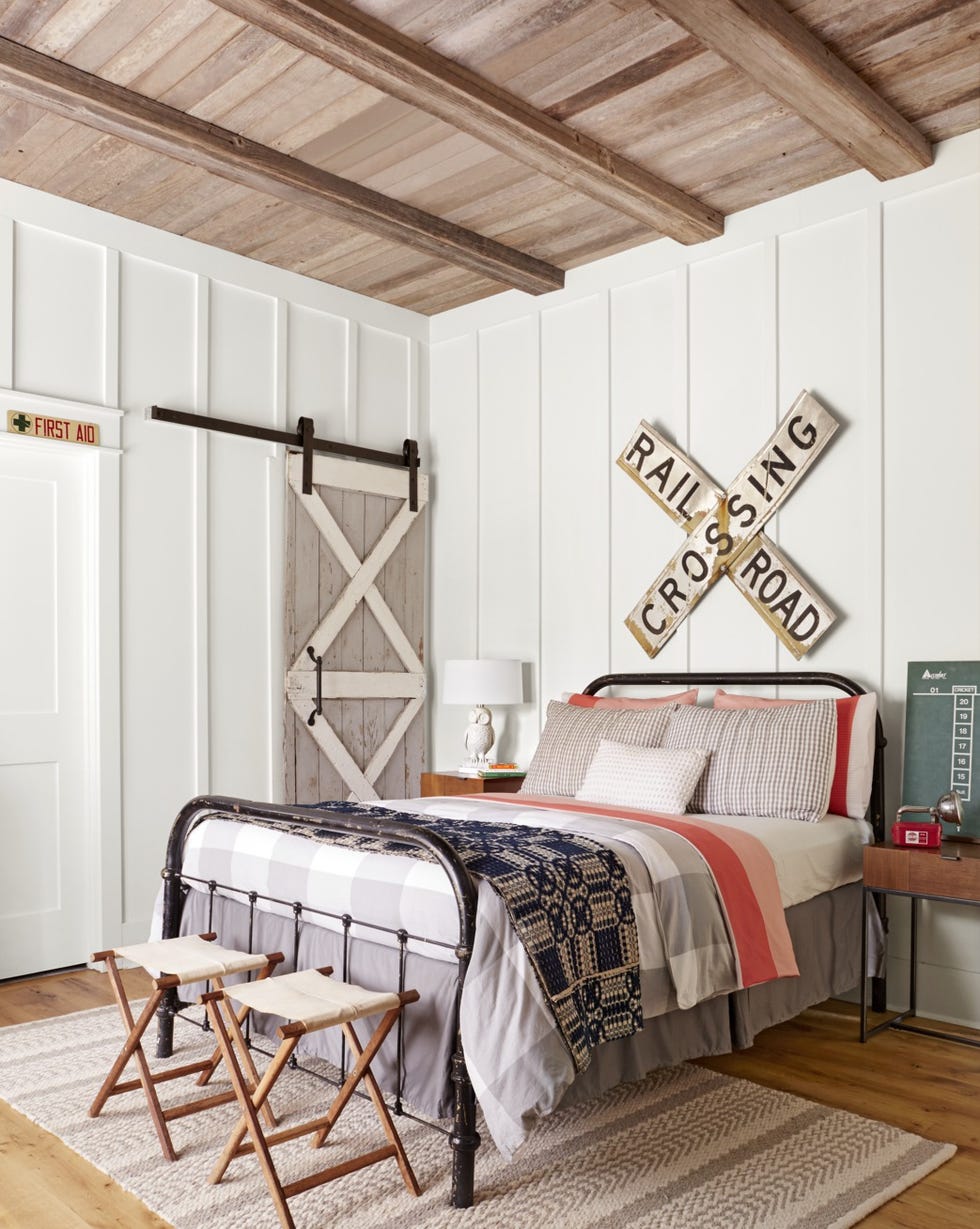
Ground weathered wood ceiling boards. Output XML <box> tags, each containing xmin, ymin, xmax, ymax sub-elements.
<box><xmin>0</xmin><ymin>1</ymin><xmax>975</xmax><ymax>313</ymax></box>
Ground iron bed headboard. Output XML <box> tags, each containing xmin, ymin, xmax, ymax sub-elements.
<box><xmin>582</xmin><ymin>670</ymin><xmax>887</xmax><ymax>842</ymax></box>
<box><xmin>156</xmin><ymin>670</ymin><xmax>885</xmax><ymax>1210</ymax></box>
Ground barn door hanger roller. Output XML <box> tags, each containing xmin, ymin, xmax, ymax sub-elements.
<box><xmin>148</xmin><ymin>406</ymin><xmax>421</xmax><ymax>510</ymax></box>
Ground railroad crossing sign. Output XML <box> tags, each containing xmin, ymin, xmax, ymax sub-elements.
<box><xmin>618</xmin><ymin>390</ymin><xmax>838</xmax><ymax>659</ymax></box>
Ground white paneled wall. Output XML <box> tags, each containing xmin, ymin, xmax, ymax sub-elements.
<box><xmin>429</xmin><ymin>133</ymin><xmax>980</xmax><ymax>1025</ymax></box>
<box><xmin>478</xmin><ymin>317</ymin><xmax>540</xmax><ymax>757</ymax></box>
<box><xmin>0</xmin><ymin>178</ymin><xmax>426</xmax><ymax>944</ymax></box>
<box><xmin>540</xmin><ymin>297</ymin><xmax>610</xmax><ymax>706</ymax></box>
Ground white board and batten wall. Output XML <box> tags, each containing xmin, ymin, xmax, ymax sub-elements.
<box><xmin>0</xmin><ymin>176</ymin><xmax>426</xmax><ymax>961</ymax></box>
<box><xmin>429</xmin><ymin>132</ymin><xmax>980</xmax><ymax>1027</ymax></box>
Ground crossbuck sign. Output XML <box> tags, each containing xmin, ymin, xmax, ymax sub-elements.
<box><xmin>618</xmin><ymin>390</ymin><xmax>838</xmax><ymax>659</ymax></box>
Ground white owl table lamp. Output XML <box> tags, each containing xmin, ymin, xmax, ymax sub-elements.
<box><xmin>442</xmin><ymin>659</ymin><xmax>523</xmax><ymax>773</ymax></box>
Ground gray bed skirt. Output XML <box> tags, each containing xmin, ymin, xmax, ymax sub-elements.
<box><xmin>177</xmin><ymin>880</ymin><xmax>864</xmax><ymax>1127</ymax></box>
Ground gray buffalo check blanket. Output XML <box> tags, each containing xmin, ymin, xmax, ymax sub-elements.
<box><xmin>249</xmin><ymin>801</ymin><xmax>642</xmax><ymax>1072</ymax></box>
<box><xmin>166</xmin><ymin>795</ymin><xmax>797</xmax><ymax>1157</ymax></box>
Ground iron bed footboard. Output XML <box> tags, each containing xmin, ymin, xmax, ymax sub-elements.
<box><xmin>156</xmin><ymin>794</ymin><xmax>481</xmax><ymax>1208</ymax></box>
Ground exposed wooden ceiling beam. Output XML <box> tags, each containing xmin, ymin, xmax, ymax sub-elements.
<box><xmin>649</xmin><ymin>0</ymin><xmax>932</xmax><ymax>180</ymax></box>
<box><xmin>0</xmin><ymin>36</ymin><xmax>564</xmax><ymax>296</ymax></box>
<box><xmin>210</xmin><ymin>0</ymin><xmax>723</xmax><ymax>244</ymax></box>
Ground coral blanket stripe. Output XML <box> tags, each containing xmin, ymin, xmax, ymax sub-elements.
<box><xmin>491</xmin><ymin>795</ymin><xmax>798</xmax><ymax>987</ymax></box>
<box><xmin>829</xmin><ymin>695</ymin><xmax>857</xmax><ymax>818</ymax></box>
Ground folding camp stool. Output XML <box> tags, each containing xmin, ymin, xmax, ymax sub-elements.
<box><xmin>201</xmin><ymin>966</ymin><xmax>421</xmax><ymax>1229</ymax></box>
<box><xmin>90</xmin><ymin>932</ymin><xmax>284</xmax><ymax>1161</ymax></box>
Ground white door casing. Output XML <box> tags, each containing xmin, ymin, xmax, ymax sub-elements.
<box><xmin>284</xmin><ymin>452</ymin><xmax>428</xmax><ymax>802</ymax></box>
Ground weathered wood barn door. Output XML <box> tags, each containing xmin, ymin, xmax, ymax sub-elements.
<box><xmin>283</xmin><ymin>451</ymin><xmax>427</xmax><ymax>803</ymax></box>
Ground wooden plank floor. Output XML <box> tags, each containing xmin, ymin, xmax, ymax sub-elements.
<box><xmin>0</xmin><ymin>966</ymin><xmax>168</xmax><ymax>1229</ymax></box>
<box><xmin>0</xmin><ymin>970</ymin><xmax>977</xmax><ymax>1228</ymax></box>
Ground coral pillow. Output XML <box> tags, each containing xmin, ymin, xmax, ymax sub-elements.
<box><xmin>566</xmin><ymin>689</ymin><xmax>698</xmax><ymax>710</ymax></box>
<box><xmin>713</xmin><ymin>688</ymin><xmax>877</xmax><ymax>820</ymax></box>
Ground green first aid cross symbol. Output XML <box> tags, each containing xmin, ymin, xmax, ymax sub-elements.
<box><xmin>618</xmin><ymin>390</ymin><xmax>838</xmax><ymax>660</ymax></box>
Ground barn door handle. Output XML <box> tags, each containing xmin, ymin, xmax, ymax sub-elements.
<box><xmin>307</xmin><ymin>645</ymin><xmax>323</xmax><ymax>726</ymax></box>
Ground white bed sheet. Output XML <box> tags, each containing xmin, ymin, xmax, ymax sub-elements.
<box><xmin>682</xmin><ymin>811</ymin><xmax>873</xmax><ymax>908</ymax></box>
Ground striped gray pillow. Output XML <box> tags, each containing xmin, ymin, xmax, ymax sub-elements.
<box><xmin>663</xmin><ymin>702</ymin><xmax>837</xmax><ymax>822</ymax></box>
<box><xmin>520</xmin><ymin>700</ymin><xmax>675</xmax><ymax>798</ymax></box>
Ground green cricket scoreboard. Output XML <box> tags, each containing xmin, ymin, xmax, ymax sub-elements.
<box><xmin>903</xmin><ymin>661</ymin><xmax>979</xmax><ymax>842</ymax></box>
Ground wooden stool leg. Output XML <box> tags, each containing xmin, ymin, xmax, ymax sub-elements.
<box><xmin>310</xmin><ymin>1008</ymin><xmax>400</xmax><ymax>1150</ymax></box>
<box><xmin>93</xmin><ymin>956</ymin><xmax>177</xmax><ymax>1162</ymax></box>
<box><xmin>89</xmin><ymin>987</ymin><xmax>163</xmax><ymax>1118</ymax></box>
<box><xmin>339</xmin><ymin>1019</ymin><xmax>420</xmax><ymax>1196</ymax></box>
<box><xmin>208</xmin><ymin>1034</ymin><xmax>298</xmax><ymax>1184</ymax></box>
<box><xmin>204</xmin><ymin>997</ymin><xmax>297</xmax><ymax>1229</ymax></box>
<box><xmin>196</xmin><ymin>961</ymin><xmax>279</xmax><ymax>1128</ymax></box>
<box><xmin>193</xmin><ymin>975</ymin><xmax>277</xmax><ymax>1130</ymax></box>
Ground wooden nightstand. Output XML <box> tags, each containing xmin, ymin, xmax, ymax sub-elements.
<box><xmin>860</xmin><ymin>840</ymin><xmax>980</xmax><ymax>1048</ymax></box>
<box><xmin>420</xmin><ymin>771</ymin><xmax>525</xmax><ymax>797</ymax></box>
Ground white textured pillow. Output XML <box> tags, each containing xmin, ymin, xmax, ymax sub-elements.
<box><xmin>663</xmin><ymin>702</ymin><xmax>837</xmax><ymax>822</ymax></box>
<box><xmin>520</xmin><ymin>700</ymin><xmax>675</xmax><ymax>797</ymax></box>
<box><xmin>575</xmin><ymin>742</ymin><xmax>709</xmax><ymax>814</ymax></box>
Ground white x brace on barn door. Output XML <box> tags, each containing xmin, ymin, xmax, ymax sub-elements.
<box><xmin>283</xmin><ymin>451</ymin><xmax>428</xmax><ymax>803</ymax></box>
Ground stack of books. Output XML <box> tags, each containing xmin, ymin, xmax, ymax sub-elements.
<box><xmin>460</xmin><ymin>762</ymin><xmax>526</xmax><ymax>779</ymax></box>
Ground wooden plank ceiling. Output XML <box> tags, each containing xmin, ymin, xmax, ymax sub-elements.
<box><xmin>0</xmin><ymin>1</ymin><xmax>975</xmax><ymax>314</ymax></box>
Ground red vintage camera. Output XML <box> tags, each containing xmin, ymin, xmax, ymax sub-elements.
<box><xmin>892</xmin><ymin>820</ymin><xmax>942</xmax><ymax>848</ymax></box>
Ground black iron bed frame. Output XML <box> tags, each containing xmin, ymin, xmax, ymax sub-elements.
<box><xmin>155</xmin><ymin>670</ymin><xmax>886</xmax><ymax>1209</ymax></box>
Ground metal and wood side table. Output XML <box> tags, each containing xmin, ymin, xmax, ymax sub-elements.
<box><xmin>860</xmin><ymin>840</ymin><xmax>980</xmax><ymax>1047</ymax></box>
<box><xmin>420</xmin><ymin>771</ymin><xmax>525</xmax><ymax>797</ymax></box>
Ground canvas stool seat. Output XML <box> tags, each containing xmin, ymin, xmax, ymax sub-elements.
<box><xmin>90</xmin><ymin>932</ymin><xmax>283</xmax><ymax>1161</ymax></box>
<box><xmin>202</xmin><ymin>966</ymin><xmax>421</xmax><ymax>1229</ymax></box>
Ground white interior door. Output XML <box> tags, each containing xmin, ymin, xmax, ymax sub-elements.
<box><xmin>0</xmin><ymin>441</ymin><xmax>94</xmax><ymax>977</ymax></box>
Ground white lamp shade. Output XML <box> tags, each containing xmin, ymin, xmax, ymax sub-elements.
<box><xmin>443</xmin><ymin>659</ymin><xmax>523</xmax><ymax>706</ymax></box>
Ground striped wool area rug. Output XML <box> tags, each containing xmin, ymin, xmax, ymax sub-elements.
<box><xmin>0</xmin><ymin>1005</ymin><xmax>954</xmax><ymax>1229</ymax></box>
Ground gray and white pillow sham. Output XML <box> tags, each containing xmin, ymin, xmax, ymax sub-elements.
<box><xmin>520</xmin><ymin>700</ymin><xmax>676</xmax><ymax>797</ymax></box>
<box><xmin>662</xmin><ymin>701</ymin><xmax>838</xmax><ymax>822</ymax></box>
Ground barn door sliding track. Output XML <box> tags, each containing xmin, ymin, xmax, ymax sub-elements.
<box><xmin>149</xmin><ymin>405</ymin><xmax>421</xmax><ymax>510</ymax></box>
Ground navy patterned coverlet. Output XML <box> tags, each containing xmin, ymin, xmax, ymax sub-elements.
<box><xmin>263</xmin><ymin>801</ymin><xmax>642</xmax><ymax>1072</ymax></box>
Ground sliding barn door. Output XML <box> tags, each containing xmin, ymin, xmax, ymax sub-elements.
<box><xmin>283</xmin><ymin>452</ymin><xmax>427</xmax><ymax>803</ymax></box>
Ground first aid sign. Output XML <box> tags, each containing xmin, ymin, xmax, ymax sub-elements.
<box><xmin>7</xmin><ymin>409</ymin><xmax>100</xmax><ymax>447</ymax></box>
